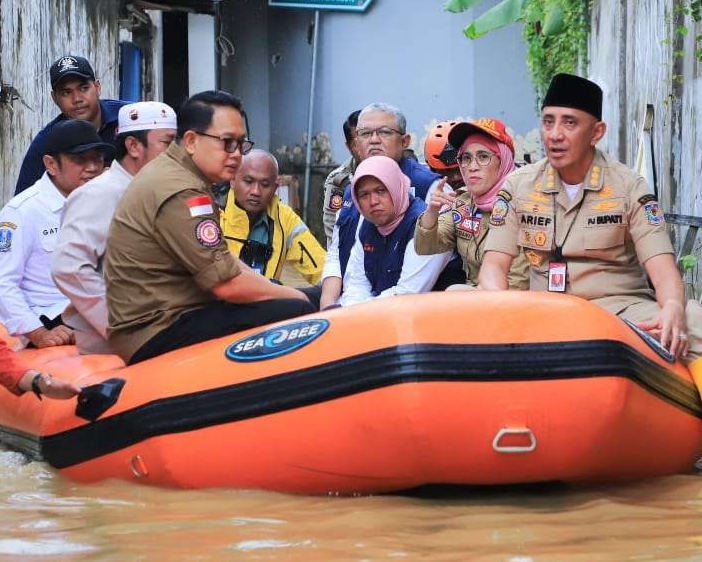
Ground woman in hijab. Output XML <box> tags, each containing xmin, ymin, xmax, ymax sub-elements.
<box><xmin>414</xmin><ymin>118</ymin><xmax>529</xmax><ymax>289</ymax></box>
<box><xmin>0</xmin><ymin>339</ymin><xmax>81</xmax><ymax>399</ymax></box>
<box><xmin>337</xmin><ymin>155</ymin><xmax>451</xmax><ymax>306</ymax></box>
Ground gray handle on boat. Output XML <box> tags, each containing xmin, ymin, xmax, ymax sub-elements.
<box><xmin>492</xmin><ymin>427</ymin><xmax>537</xmax><ymax>453</ymax></box>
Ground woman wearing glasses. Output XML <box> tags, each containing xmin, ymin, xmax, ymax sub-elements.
<box><xmin>414</xmin><ymin>118</ymin><xmax>529</xmax><ymax>289</ymax></box>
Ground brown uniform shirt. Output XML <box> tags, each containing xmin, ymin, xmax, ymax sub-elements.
<box><xmin>104</xmin><ymin>142</ymin><xmax>241</xmax><ymax>362</ymax></box>
<box><xmin>321</xmin><ymin>156</ymin><xmax>356</xmax><ymax>245</ymax></box>
<box><xmin>414</xmin><ymin>190</ymin><xmax>529</xmax><ymax>289</ymax></box>
<box><xmin>484</xmin><ymin>150</ymin><xmax>673</xmax><ymax>310</ymax></box>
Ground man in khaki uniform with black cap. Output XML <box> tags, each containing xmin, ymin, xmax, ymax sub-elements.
<box><xmin>104</xmin><ymin>90</ymin><xmax>314</xmax><ymax>365</ymax></box>
<box><xmin>478</xmin><ymin>73</ymin><xmax>702</xmax><ymax>377</ymax></box>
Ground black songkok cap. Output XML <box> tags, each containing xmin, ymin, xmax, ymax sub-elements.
<box><xmin>541</xmin><ymin>73</ymin><xmax>603</xmax><ymax>120</ymax></box>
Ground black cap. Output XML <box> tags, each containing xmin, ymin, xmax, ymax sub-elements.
<box><xmin>43</xmin><ymin>119</ymin><xmax>114</xmax><ymax>157</ymax></box>
<box><xmin>542</xmin><ymin>73</ymin><xmax>603</xmax><ymax>120</ymax></box>
<box><xmin>50</xmin><ymin>55</ymin><xmax>96</xmax><ymax>89</ymax></box>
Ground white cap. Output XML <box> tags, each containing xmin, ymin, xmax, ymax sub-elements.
<box><xmin>117</xmin><ymin>101</ymin><xmax>177</xmax><ymax>135</ymax></box>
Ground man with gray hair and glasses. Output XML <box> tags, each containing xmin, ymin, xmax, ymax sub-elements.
<box><xmin>320</xmin><ymin>102</ymin><xmax>454</xmax><ymax>309</ymax></box>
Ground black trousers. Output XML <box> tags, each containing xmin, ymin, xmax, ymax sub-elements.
<box><xmin>129</xmin><ymin>298</ymin><xmax>315</xmax><ymax>364</ymax></box>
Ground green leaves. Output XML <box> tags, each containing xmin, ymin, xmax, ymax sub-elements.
<box><xmin>444</xmin><ymin>0</ymin><xmax>590</xmax><ymax>101</ymax></box>
<box><xmin>447</xmin><ymin>0</ymin><xmax>562</xmax><ymax>41</ymax></box>
<box><xmin>463</xmin><ymin>0</ymin><xmax>527</xmax><ymax>39</ymax></box>
<box><xmin>680</xmin><ymin>254</ymin><xmax>698</xmax><ymax>272</ymax></box>
<box><xmin>542</xmin><ymin>3</ymin><xmax>565</xmax><ymax>35</ymax></box>
<box><xmin>444</xmin><ymin>0</ymin><xmax>484</xmax><ymax>14</ymax></box>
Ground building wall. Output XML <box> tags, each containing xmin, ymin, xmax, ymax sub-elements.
<box><xmin>225</xmin><ymin>0</ymin><xmax>536</xmax><ymax>163</ymax></box>
<box><xmin>219</xmin><ymin>0</ymin><xmax>271</xmax><ymax>149</ymax></box>
<box><xmin>589</xmin><ymin>0</ymin><xmax>702</xmax><ymax>293</ymax></box>
<box><xmin>0</xmin><ymin>0</ymin><xmax>122</xmax><ymax>204</ymax></box>
<box><xmin>589</xmin><ymin>0</ymin><xmax>702</xmax><ymax>218</ymax></box>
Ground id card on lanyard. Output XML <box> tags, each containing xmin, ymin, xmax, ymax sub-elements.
<box><xmin>548</xmin><ymin>193</ymin><xmax>583</xmax><ymax>293</ymax></box>
<box><xmin>548</xmin><ymin>261</ymin><xmax>567</xmax><ymax>292</ymax></box>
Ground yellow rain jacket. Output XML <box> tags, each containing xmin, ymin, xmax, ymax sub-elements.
<box><xmin>221</xmin><ymin>193</ymin><xmax>326</xmax><ymax>285</ymax></box>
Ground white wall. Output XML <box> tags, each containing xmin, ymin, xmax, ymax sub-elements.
<box><xmin>225</xmin><ymin>0</ymin><xmax>536</xmax><ymax>162</ymax></box>
<box><xmin>220</xmin><ymin>0</ymin><xmax>271</xmax><ymax>149</ymax></box>
<box><xmin>188</xmin><ymin>13</ymin><xmax>216</xmax><ymax>95</ymax></box>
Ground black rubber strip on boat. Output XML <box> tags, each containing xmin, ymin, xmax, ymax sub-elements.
<box><xmin>23</xmin><ymin>340</ymin><xmax>702</xmax><ymax>468</ymax></box>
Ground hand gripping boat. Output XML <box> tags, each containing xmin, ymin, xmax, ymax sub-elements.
<box><xmin>0</xmin><ymin>291</ymin><xmax>701</xmax><ymax>493</ymax></box>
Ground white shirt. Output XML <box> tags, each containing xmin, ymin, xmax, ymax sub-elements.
<box><xmin>339</xmin><ymin>219</ymin><xmax>452</xmax><ymax>306</ymax></box>
<box><xmin>321</xmin><ymin>208</ymin><xmax>363</xmax><ymax>282</ymax></box>
<box><xmin>0</xmin><ymin>173</ymin><xmax>70</xmax><ymax>337</ymax></box>
<box><xmin>563</xmin><ymin>181</ymin><xmax>581</xmax><ymax>201</ymax></box>
<box><xmin>52</xmin><ymin>161</ymin><xmax>133</xmax><ymax>354</ymax></box>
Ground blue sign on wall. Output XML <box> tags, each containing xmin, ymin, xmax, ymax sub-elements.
<box><xmin>269</xmin><ymin>0</ymin><xmax>373</xmax><ymax>12</ymax></box>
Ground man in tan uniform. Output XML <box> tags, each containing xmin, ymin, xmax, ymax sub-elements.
<box><xmin>478</xmin><ymin>73</ymin><xmax>702</xmax><ymax>376</ymax></box>
<box><xmin>321</xmin><ymin>110</ymin><xmax>361</xmax><ymax>246</ymax></box>
<box><xmin>104</xmin><ymin>90</ymin><xmax>314</xmax><ymax>364</ymax></box>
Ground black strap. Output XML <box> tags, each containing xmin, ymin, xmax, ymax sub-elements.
<box><xmin>31</xmin><ymin>373</ymin><xmax>44</xmax><ymax>401</ymax></box>
<box><xmin>39</xmin><ymin>314</ymin><xmax>64</xmax><ymax>330</ymax></box>
<box><xmin>552</xmin><ymin>192</ymin><xmax>585</xmax><ymax>261</ymax></box>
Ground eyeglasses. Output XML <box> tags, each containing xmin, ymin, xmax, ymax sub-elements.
<box><xmin>195</xmin><ymin>132</ymin><xmax>254</xmax><ymax>154</ymax></box>
<box><xmin>355</xmin><ymin>127</ymin><xmax>404</xmax><ymax>141</ymax></box>
<box><xmin>456</xmin><ymin>151</ymin><xmax>497</xmax><ymax>168</ymax></box>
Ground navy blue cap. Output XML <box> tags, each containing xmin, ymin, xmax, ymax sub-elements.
<box><xmin>43</xmin><ymin>120</ymin><xmax>114</xmax><ymax>157</ymax></box>
<box><xmin>50</xmin><ymin>55</ymin><xmax>96</xmax><ymax>89</ymax></box>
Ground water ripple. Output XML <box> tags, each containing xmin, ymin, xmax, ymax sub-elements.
<box><xmin>0</xmin><ymin>538</ymin><xmax>95</xmax><ymax>555</ymax></box>
<box><xmin>232</xmin><ymin>539</ymin><xmax>315</xmax><ymax>551</ymax></box>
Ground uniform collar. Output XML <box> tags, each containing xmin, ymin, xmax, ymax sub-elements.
<box><xmin>108</xmin><ymin>159</ymin><xmax>134</xmax><ymax>181</ymax></box>
<box><xmin>36</xmin><ymin>172</ymin><xmax>67</xmax><ymax>212</ymax></box>
<box><xmin>541</xmin><ymin>149</ymin><xmax>606</xmax><ymax>195</ymax></box>
<box><xmin>166</xmin><ymin>141</ymin><xmax>213</xmax><ymax>186</ymax></box>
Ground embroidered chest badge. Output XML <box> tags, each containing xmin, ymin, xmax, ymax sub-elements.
<box><xmin>592</xmin><ymin>201</ymin><xmax>620</xmax><ymax>212</ymax></box>
<box><xmin>456</xmin><ymin>206</ymin><xmax>481</xmax><ymax>234</ymax></box>
<box><xmin>524</xmin><ymin>249</ymin><xmax>545</xmax><ymax>267</ymax></box>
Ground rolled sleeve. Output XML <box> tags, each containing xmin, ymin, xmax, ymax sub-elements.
<box><xmin>153</xmin><ymin>190</ymin><xmax>241</xmax><ymax>292</ymax></box>
<box><xmin>483</xmin><ymin>184</ymin><xmax>520</xmax><ymax>258</ymax></box>
<box><xmin>628</xmin><ymin>179</ymin><xmax>674</xmax><ymax>264</ymax></box>
<box><xmin>414</xmin><ymin>211</ymin><xmax>456</xmax><ymax>255</ymax></box>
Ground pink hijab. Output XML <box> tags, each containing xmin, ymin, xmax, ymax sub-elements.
<box><xmin>460</xmin><ymin>133</ymin><xmax>515</xmax><ymax>212</ymax></box>
<box><xmin>351</xmin><ymin>155</ymin><xmax>411</xmax><ymax>236</ymax></box>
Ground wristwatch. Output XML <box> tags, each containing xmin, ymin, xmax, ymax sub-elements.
<box><xmin>31</xmin><ymin>373</ymin><xmax>51</xmax><ymax>400</ymax></box>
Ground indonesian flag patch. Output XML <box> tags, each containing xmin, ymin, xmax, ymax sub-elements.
<box><xmin>187</xmin><ymin>195</ymin><xmax>214</xmax><ymax>217</ymax></box>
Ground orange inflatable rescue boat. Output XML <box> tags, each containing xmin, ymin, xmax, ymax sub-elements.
<box><xmin>0</xmin><ymin>291</ymin><xmax>700</xmax><ymax>493</ymax></box>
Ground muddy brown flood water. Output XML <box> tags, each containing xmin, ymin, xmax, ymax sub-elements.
<box><xmin>2</xmin><ymin>446</ymin><xmax>702</xmax><ymax>562</ymax></box>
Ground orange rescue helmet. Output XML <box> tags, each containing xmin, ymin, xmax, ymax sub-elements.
<box><xmin>424</xmin><ymin>120</ymin><xmax>460</xmax><ymax>171</ymax></box>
